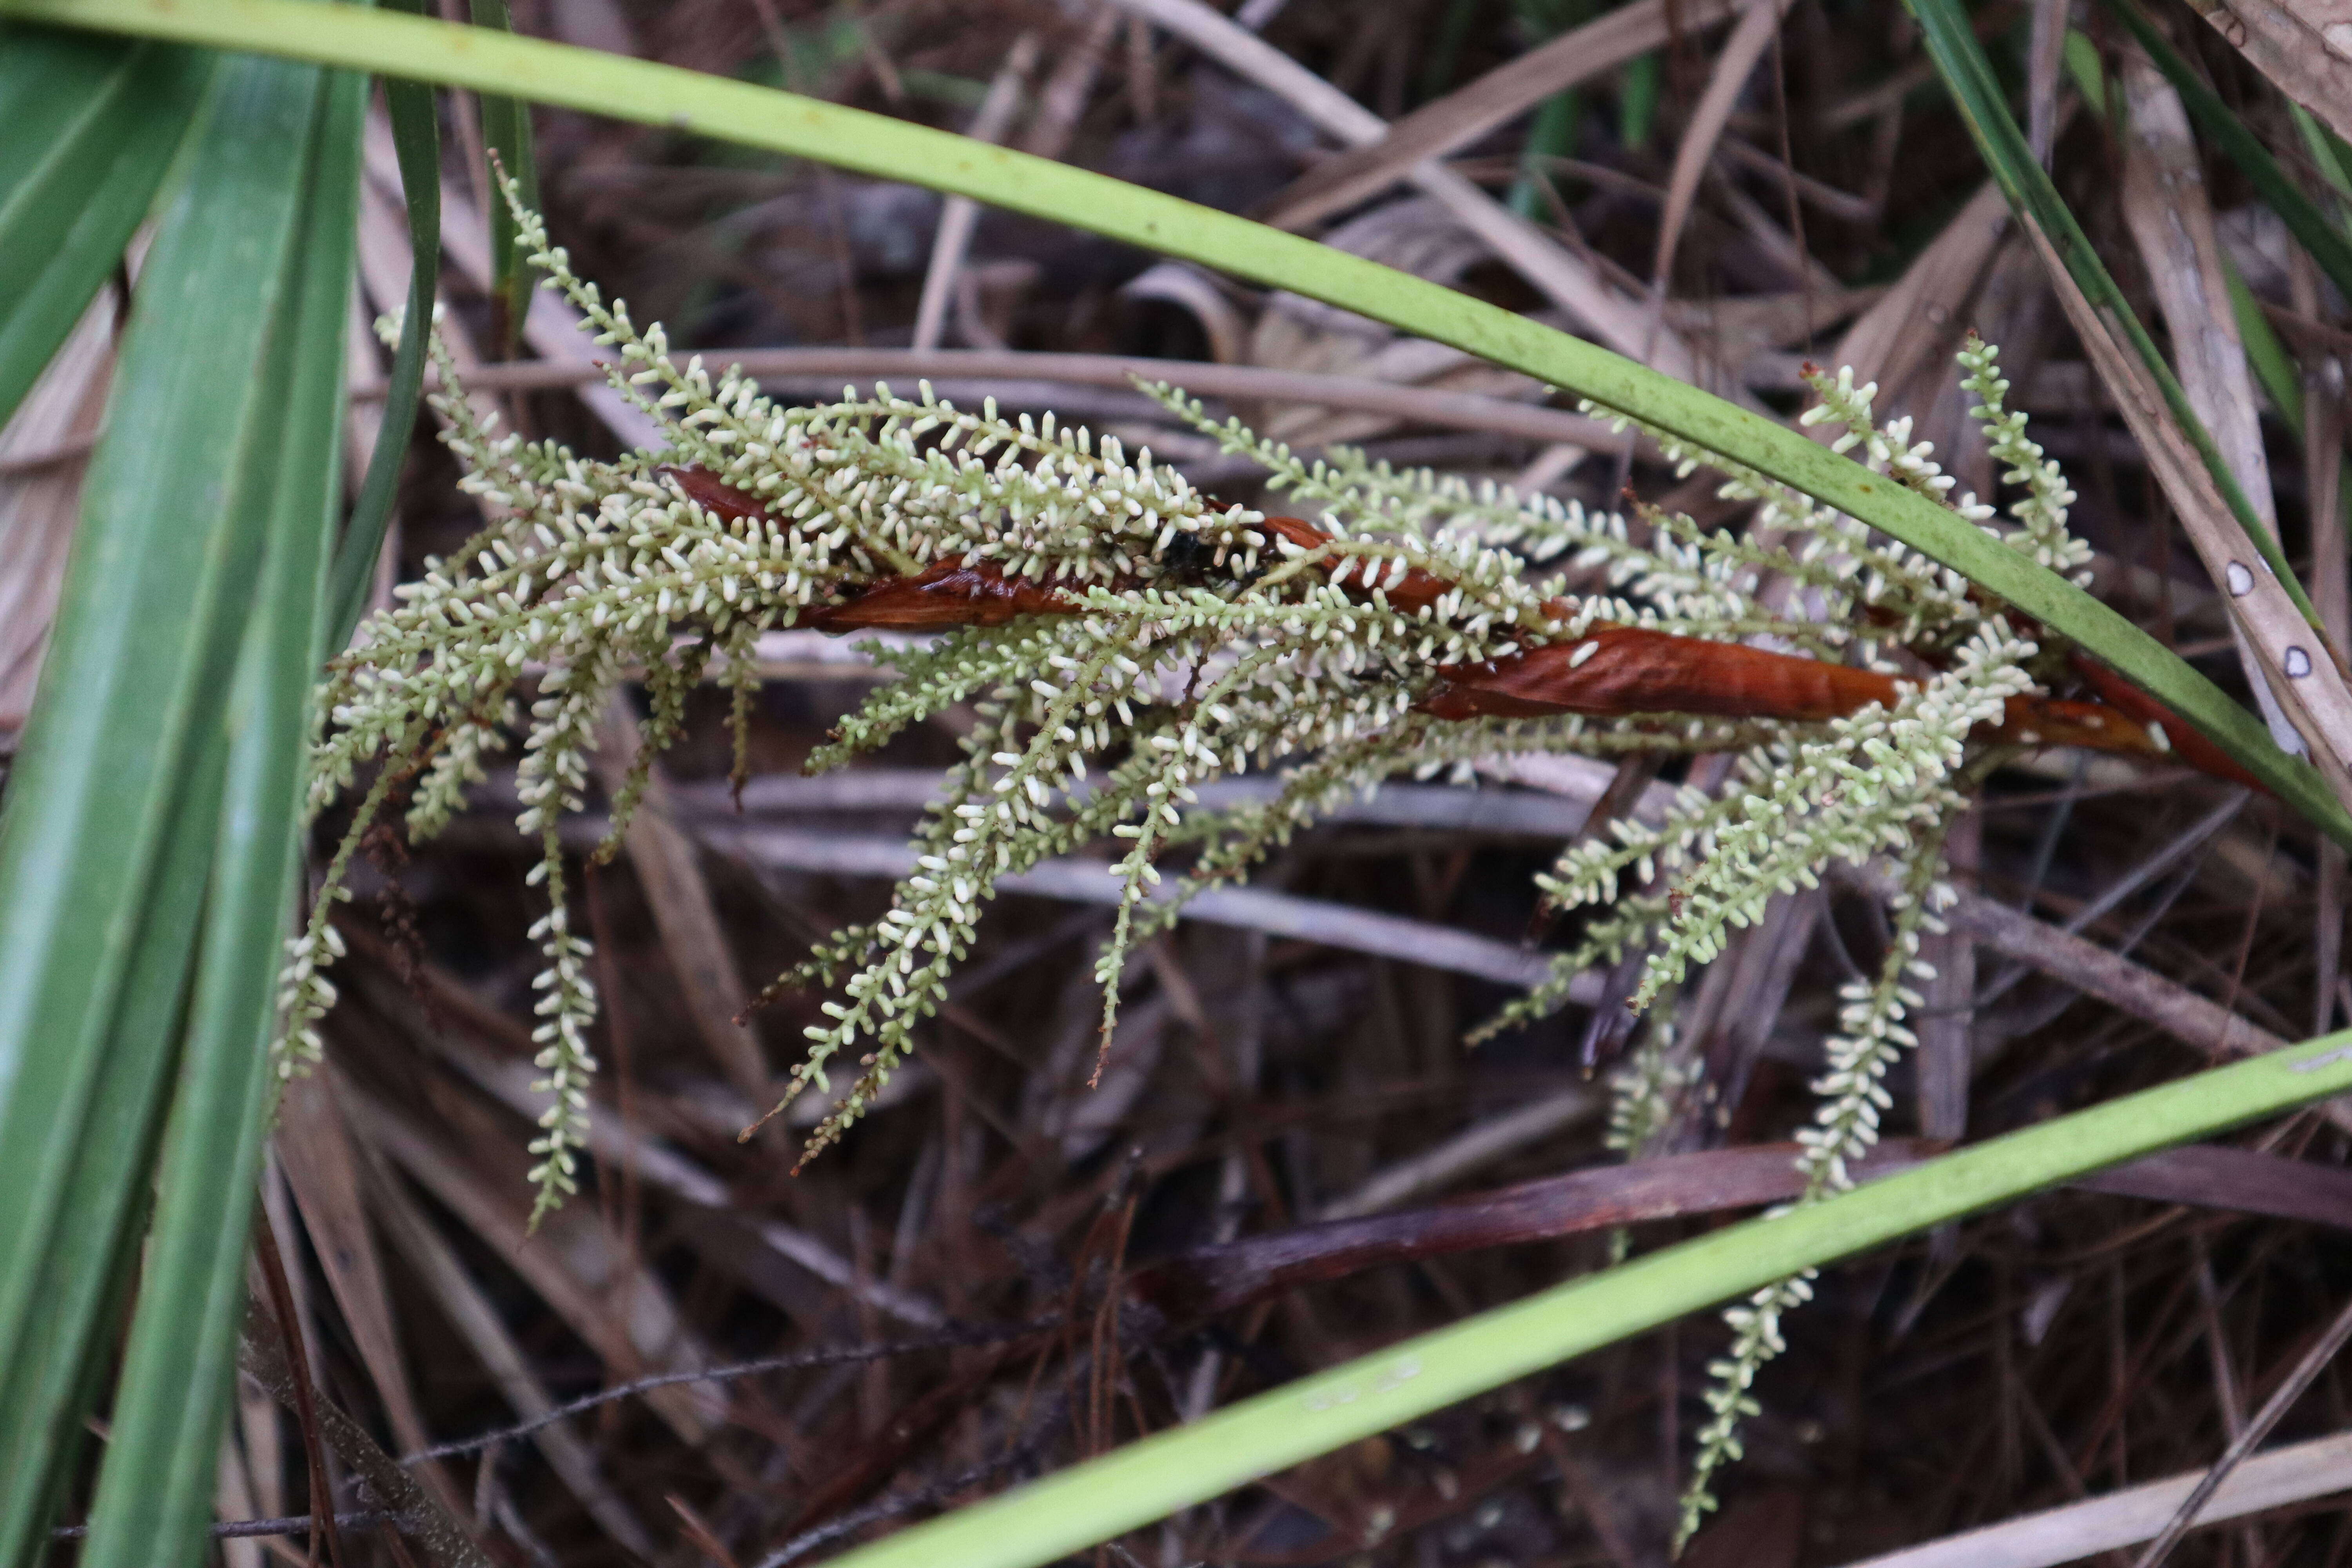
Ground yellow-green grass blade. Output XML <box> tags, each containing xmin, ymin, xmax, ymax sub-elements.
<box><xmin>0</xmin><ymin>25</ymin><xmax>209</xmax><ymax>426</ymax></box>
<box><xmin>0</xmin><ymin>0</ymin><xmax>2337</xmax><ymax>846</ymax></box>
<box><xmin>826</xmin><ymin>1028</ymin><xmax>2352</xmax><ymax>1568</ymax></box>
<box><xmin>78</xmin><ymin>61</ymin><xmax>357</xmax><ymax>1568</ymax></box>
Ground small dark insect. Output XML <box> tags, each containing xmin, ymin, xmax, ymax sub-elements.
<box><xmin>1155</xmin><ymin>527</ymin><xmax>1217</xmax><ymax>582</ymax></box>
<box><xmin>1157</xmin><ymin>517</ymin><xmax>1282</xmax><ymax>589</ymax></box>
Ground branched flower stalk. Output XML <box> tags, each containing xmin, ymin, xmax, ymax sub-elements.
<box><xmin>1675</xmin><ymin>827</ymin><xmax>1955</xmax><ymax>1547</ymax></box>
<box><xmin>284</xmin><ymin>187</ymin><xmax>2184</xmax><ymax>1514</ymax></box>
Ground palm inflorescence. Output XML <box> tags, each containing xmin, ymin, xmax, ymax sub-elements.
<box><xmin>282</xmin><ymin>187</ymin><xmax>2190</xmax><ymax>1531</ymax></box>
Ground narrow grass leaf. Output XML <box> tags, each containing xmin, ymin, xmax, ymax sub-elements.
<box><xmin>468</xmin><ymin>0</ymin><xmax>536</xmax><ymax>355</ymax></box>
<box><xmin>2225</xmin><ymin>257</ymin><xmax>2303</xmax><ymax>430</ymax></box>
<box><xmin>2290</xmin><ymin>103</ymin><xmax>2352</xmax><ymax>208</ymax></box>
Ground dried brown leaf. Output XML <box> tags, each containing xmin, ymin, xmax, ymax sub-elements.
<box><xmin>1654</xmin><ymin>0</ymin><xmax>1788</xmax><ymax>292</ymax></box>
<box><xmin>273</xmin><ymin>1071</ymin><xmax>447</xmax><ymax>1481</ymax></box>
<box><xmin>2186</xmin><ymin>0</ymin><xmax>2352</xmax><ymax>146</ymax></box>
<box><xmin>592</xmin><ymin>703</ymin><xmax>770</xmax><ymax>1107</ymax></box>
<box><xmin>362</xmin><ymin>1164</ymin><xmax>660</xmax><ymax>1557</ymax></box>
<box><xmin>350</xmin><ymin>1087</ymin><xmax>730</xmax><ymax>1448</ymax></box>
<box><xmin>1258</xmin><ymin>0</ymin><xmax>1742</xmax><ymax>232</ymax></box>
<box><xmin>1113</xmin><ymin>0</ymin><xmax>1708</xmax><ymax>380</ymax></box>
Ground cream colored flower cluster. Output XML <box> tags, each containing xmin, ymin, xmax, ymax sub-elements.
<box><xmin>283</xmin><ymin>196</ymin><xmax>1600</xmax><ymax>1193</ymax></box>
<box><xmin>1560</xmin><ymin>354</ymin><xmax>2087</xmax><ymax>1545</ymax></box>
<box><xmin>281</xmin><ymin>186</ymin><xmax>2089</xmax><ymax>1352</ymax></box>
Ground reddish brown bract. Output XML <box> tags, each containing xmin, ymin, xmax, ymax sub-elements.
<box><xmin>658</xmin><ymin>463</ymin><xmax>771</xmax><ymax>526</ymax></box>
<box><xmin>1420</xmin><ymin>628</ymin><xmax>2196</xmax><ymax>769</ymax></box>
<box><xmin>800</xmin><ymin>558</ymin><xmax>1082</xmax><ymax>632</ymax></box>
<box><xmin>656</xmin><ymin>472</ymin><xmax>2238</xmax><ymax>785</ymax></box>
<box><xmin>1419</xmin><ymin>628</ymin><xmax>1901</xmax><ymax>724</ymax></box>
<box><xmin>659</xmin><ymin>464</ymin><xmax>1083</xmax><ymax>630</ymax></box>
<box><xmin>1258</xmin><ymin>515</ymin><xmax>1457</xmax><ymax>615</ymax></box>
<box><xmin>2065</xmin><ymin>653</ymin><xmax>2263</xmax><ymax>787</ymax></box>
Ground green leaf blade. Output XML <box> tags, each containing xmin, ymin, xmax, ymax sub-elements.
<box><xmin>76</xmin><ymin>58</ymin><xmax>358</xmax><ymax>1565</ymax></box>
<box><xmin>0</xmin><ymin>42</ymin><xmax>344</xmax><ymax>1566</ymax></box>
<box><xmin>0</xmin><ymin>26</ymin><xmax>209</xmax><ymax>426</ymax></box>
<box><xmin>466</xmin><ymin>0</ymin><xmax>535</xmax><ymax>355</ymax></box>
<box><xmin>327</xmin><ymin>0</ymin><xmax>437</xmax><ymax>647</ymax></box>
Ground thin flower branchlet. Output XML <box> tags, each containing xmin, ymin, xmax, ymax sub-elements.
<box><xmin>407</xmin><ymin>708</ymin><xmax>514</xmax><ymax>842</ymax></box>
<box><xmin>1130</xmin><ymin>718</ymin><xmax>1450</xmax><ymax>933</ymax></box>
<box><xmin>1596</xmin><ymin>1005</ymin><xmax>1694</xmax><ymax>1267</ymax></box>
<box><xmin>1798</xmin><ymin>363</ymin><xmax>1958</xmax><ymax>505</ymax></box>
<box><xmin>1604</xmin><ymin>1011</ymin><xmax>1689</xmax><ymax>1165</ymax></box>
<box><xmin>1468</xmin><ymin>891</ymin><xmax>1674</xmax><ymax>1048</ymax></box>
<box><xmin>1160</xmin><ymin>383</ymin><xmax>1590</xmax><ymax>559</ymax></box>
<box><xmin>1485</xmin><ymin>350</ymin><xmax>2086</xmax><ymax>1543</ymax></box>
<box><xmin>804</xmin><ymin>624</ymin><xmax>1076</xmax><ymax>775</ymax></box>
<box><xmin>274</xmin><ymin>750</ymin><xmax>408</xmax><ymax>1080</ymax></box>
<box><xmin>1404</xmin><ymin>710</ymin><xmax>1792</xmax><ymax>777</ymax></box>
<box><xmin>1674</xmin><ymin>830</ymin><xmax>1952</xmax><ymax>1551</ymax></box>
<box><xmin>1680</xmin><ymin>1268</ymin><xmax>1816</xmax><ymax>1546</ymax></box>
<box><xmin>1628</xmin><ymin>620</ymin><xmax>2033</xmax><ymax>1014</ymax></box>
<box><xmin>716</xmin><ymin>618</ymin><xmax>765</xmax><ymax>796</ymax></box>
<box><xmin>1956</xmin><ymin>332</ymin><xmax>2093</xmax><ymax>585</ymax></box>
<box><xmin>595</xmin><ymin>637</ymin><xmax>709</xmax><ymax>863</ymax></box>
<box><xmin>1091</xmin><ymin>641</ymin><xmax>1301</xmax><ymax>1041</ymax></box>
<box><xmin>775</xmin><ymin>636</ymin><xmax>1139</xmax><ymax>1156</ymax></box>
<box><xmin>507</xmin><ymin>180</ymin><xmax>1267</xmax><ymax>592</ymax></box>
<box><xmin>1577</xmin><ymin>366</ymin><xmax>2069</xmax><ymax>1543</ymax></box>
<box><xmin>1595</xmin><ymin>441</ymin><xmax>1966</xmax><ymax>666</ymax></box>
<box><xmin>1164</xmin><ymin>385</ymin><xmax>1859</xmax><ymax>654</ymax></box>
<box><xmin>525</xmin><ymin>848</ymin><xmax>599</xmax><ymax>1224</ymax></box>
<box><xmin>1793</xmin><ymin>839</ymin><xmax>1953</xmax><ymax>1195</ymax></box>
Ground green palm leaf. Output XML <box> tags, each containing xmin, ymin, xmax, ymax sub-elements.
<box><xmin>0</xmin><ymin>45</ymin><xmax>356</xmax><ymax>1568</ymax></box>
